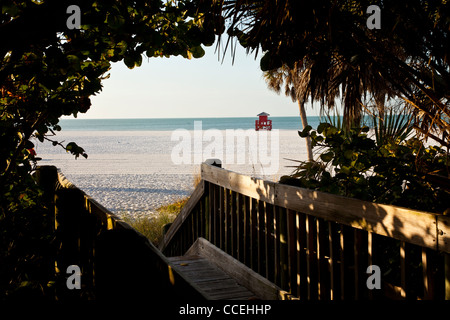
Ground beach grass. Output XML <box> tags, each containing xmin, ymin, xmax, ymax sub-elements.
<box><xmin>123</xmin><ymin>197</ymin><xmax>188</xmax><ymax>246</ymax></box>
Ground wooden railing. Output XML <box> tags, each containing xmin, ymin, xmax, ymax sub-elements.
<box><xmin>35</xmin><ymin>165</ymin><xmax>207</xmax><ymax>301</ymax></box>
<box><xmin>160</xmin><ymin>160</ymin><xmax>450</xmax><ymax>300</ymax></box>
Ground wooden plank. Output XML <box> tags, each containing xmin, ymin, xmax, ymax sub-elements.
<box><xmin>339</xmin><ymin>225</ymin><xmax>345</xmax><ymax>300</ymax></box>
<box><xmin>219</xmin><ymin>186</ymin><xmax>225</xmax><ymax>250</ymax></box>
<box><xmin>250</xmin><ymin>198</ymin><xmax>258</xmax><ymax>272</ymax></box>
<box><xmin>367</xmin><ymin>232</ymin><xmax>373</xmax><ymax>300</ymax></box>
<box><xmin>244</xmin><ymin>195</ymin><xmax>251</xmax><ymax>267</ymax></box>
<box><xmin>297</xmin><ymin>212</ymin><xmax>307</xmax><ymax>299</ymax></box>
<box><xmin>330</xmin><ymin>222</ymin><xmax>344</xmax><ymax>300</ymax></box>
<box><xmin>317</xmin><ymin>218</ymin><xmax>330</xmax><ymax>300</ymax></box>
<box><xmin>201</xmin><ymin>163</ymin><xmax>439</xmax><ymax>250</ymax></box>
<box><xmin>209</xmin><ymin>182</ymin><xmax>215</xmax><ymax>245</ymax></box>
<box><xmin>231</xmin><ymin>191</ymin><xmax>237</xmax><ymax>258</ymax></box>
<box><xmin>186</xmin><ymin>237</ymin><xmax>291</xmax><ymax>300</ymax></box>
<box><xmin>400</xmin><ymin>241</ymin><xmax>407</xmax><ymax>299</ymax></box>
<box><xmin>328</xmin><ymin>221</ymin><xmax>335</xmax><ymax>300</ymax></box>
<box><xmin>195</xmin><ymin>279</ymin><xmax>240</xmax><ymax>290</ymax></box>
<box><xmin>201</xmin><ymin>162</ymin><xmax>275</xmax><ymax>204</ymax></box>
<box><xmin>224</xmin><ymin>188</ymin><xmax>230</xmax><ymax>254</ymax></box>
<box><xmin>205</xmin><ymin>184</ymin><xmax>210</xmax><ymax>241</ymax></box>
<box><xmin>266</xmin><ymin>203</ymin><xmax>275</xmax><ymax>283</ymax></box>
<box><xmin>422</xmin><ymin>247</ymin><xmax>430</xmax><ymax>299</ymax></box>
<box><xmin>353</xmin><ymin>228</ymin><xmax>369</xmax><ymax>300</ymax></box>
<box><xmin>445</xmin><ymin>253</ymin><xmax>450</xmax><ymax>300</ymax></box>
<box><xmin>274</xmin><ymin>206</ymin><xmax>280</xmax><ymax>286</ymax></box>
<box><xmin>306</xmin><ymin>214</ymin><xmax>317</xmax><ymax>300</ymax></box>
<box><xmin>237</xmin><ymin>193</ymin><xmax>244</xmax><ymax>263</ymax></box>
<box><xmin>287</xmin><ymin>209</ymin><xmax>297</xmax><ymax>296</ymax></box>
<box><xmin>168</xmin><ymin>255</ymin><xmax>256</xmax><ymax>300</ymax></box>
<box><xmin>258</xmin><ymin>200</ymin><xmax>266</xmax><ymax>277</ymax></box>
<box><xmin>214</xmin><ymin>184</ymin><xmax>220</xmax><ymax>247</ymax></box>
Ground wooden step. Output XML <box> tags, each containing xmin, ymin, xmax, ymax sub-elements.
<box><xmin>168</xmin><ymin>255</ymin><xmax>257</xmax><ymax>300</ymax></box>
<box><xmin>166</xmin><ymin>238</ymin><xmax>292</xmax><ymax>300</ymax></box>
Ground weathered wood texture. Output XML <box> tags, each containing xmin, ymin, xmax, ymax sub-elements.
<box><xmin>185</xmin><ymin>237</ymin><xmax>295</xmax><ymax>300</ymax></box>
<box><xmin>167</xmin><ymin>255</ymin><xmax>257</xmax><ymax>300</ymax></box>
<box><xmin>160</xmin><ymin>161</ymin><xmax>450</xmax><ymax>300</ymax></box>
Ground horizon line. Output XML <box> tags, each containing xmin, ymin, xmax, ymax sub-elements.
<box><xmin>60</xmin><ymin>115</ymin><xmax>320</xmax><ymax>120</ymax></box>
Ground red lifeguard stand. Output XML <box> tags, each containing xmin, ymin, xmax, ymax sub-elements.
<box><xmin>255</xmin><ymin>112</ymin><xmax>272</xmax><ymax>131</ymax></box>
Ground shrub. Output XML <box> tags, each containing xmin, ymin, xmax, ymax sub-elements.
<box><xmin>282</xmin><ymin>122</ymin><xmax>449</xmax><ymax>213</ymax></box>
<box><xmin>123</xmin><ymin>197</ymin><xmax>188</xmax><ymax>246</ymax></box>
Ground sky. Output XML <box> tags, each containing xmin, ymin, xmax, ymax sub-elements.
<box><xmin>74</xmin><ymin>43</ymin><xmax>322</xmax><ymax>119</ymax></box>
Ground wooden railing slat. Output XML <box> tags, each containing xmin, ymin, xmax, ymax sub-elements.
<box><xmin>287</xmin><ymin>209</ymin><xmax>297</xmax><ymax>296</ymax></box>
<box><xmin>274</xmin><ymin>206</ymin><xmax>280</xmax><ymax>286</ymax></box>
<box><xmin>251</xmin><ymin>198</ymin><xmax>258</xmax><ymax>272</ymax></box>
<box><xmin>258</xmin><ymin>200</ymin><xmax>266</xmax><ymax>277</ymax></box>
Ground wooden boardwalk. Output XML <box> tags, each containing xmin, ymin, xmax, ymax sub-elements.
<box><xmin>38</xmin><ymin>162</ymin><xmax>450</xmax><ymax>300</ymax></box>
<box><xmin>168</xmin><ymin>255</ymin><xmax>258</xmax><ymax>300</ymax></box>
<box><xmin>167</xmin><ymin>237</ymin><xmax>289</xmax><ymax>300</ymax></box>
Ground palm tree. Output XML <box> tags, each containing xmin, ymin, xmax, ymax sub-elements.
<box><xmin>202</xmin><ymin>0</ymin><xmax>450</xmax><ymax>144</ymax></box>
<box><xmin>263</xmin><ymin>62</ymin><xmax>314</xmax><ymax>161</ymax></box>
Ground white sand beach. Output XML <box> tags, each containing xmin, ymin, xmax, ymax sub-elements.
<box><xmin>35</xmin><ymin>129</ymin><xmax>308</xmax><ymax>220</ymax></box>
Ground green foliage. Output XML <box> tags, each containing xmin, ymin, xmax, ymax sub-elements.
<box><xmin>0</xmin><ymin>0</ymin><xmax>214</xmax><ymax>300</ymax></box>
<box><xmin>123</xmin><ymin>213</ymin><xmax>173</xmax><ymax>247</ymax></box>
<box><xmin>123</xmin><ymin>197</ymin><xmax>187</xmax><ymax>246</ymax></box>
<box><xmin>282</xmin><ymin>122</ymin><xmax>450</xmax><ymax>213</ymax></box>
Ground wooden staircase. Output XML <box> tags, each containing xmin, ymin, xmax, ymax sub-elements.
<box><xmin>168</xmin><ymin>256</ymin><xmax>257</xmax><ymax>300</ymax></box>
<box><xmin>168</xmin><ymin>238</ymin><xmax>290</xmax><ymax>300</ymax></box>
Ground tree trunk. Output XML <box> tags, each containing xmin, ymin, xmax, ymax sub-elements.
<box><xmin>298</xmin><ymin>100</ymin><xmax>313</xmax><ymax>161</ymax></box>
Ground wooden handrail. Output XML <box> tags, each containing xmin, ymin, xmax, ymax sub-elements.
<box><xmin>200</xmin><ymin>162</ymin><xmax>450</xmax><ymax>253</ymax></box>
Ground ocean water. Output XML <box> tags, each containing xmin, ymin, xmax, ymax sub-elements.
<box><xmin>58</xmin><ymin>116</ymin><xmax>323</xmax><ymax>131</ymax></box>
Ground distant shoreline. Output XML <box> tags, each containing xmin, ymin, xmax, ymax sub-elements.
<box><xmin>57</xmin><ymin>116</ymin><xmax>318</xmax><ymax>132</ymax></box>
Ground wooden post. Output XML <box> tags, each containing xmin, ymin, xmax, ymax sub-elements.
<box><xmin>208</xmin><ymin>182</ymin><xmax>215</xmax><ymax>246</ymax></box>
<box><xmin>353</xmin><ymin>229</ymin><xmax>368</xmax><ymax>300</ymax></box>
<box><xmin>258</xmin><ymin>200</ymin><xmax>266</xmax><ymax>277</ymax></box>
<box><xmin>34</xmin><ymin>165</ymin><xmax>58</xmax><ymax>206</ymax></box>
<box><xmin>204</xmin><ymin>183</ymin><xmax>210</xmax><ymax>242</ymax></box>
<box><xmin>231</xmin><ymin>190</ymin><xmax>237</xmax><ymax>258</ymax></box>
<box><xmin>400</xmin><ymin>241</ymin><xmax>407</xmax><ymax>299</ymax></box>
<box><xmin>54</xmin><ymin>187</ymin><xmax>85</xmax><ymax>298</ymax></box>
<box><xmin>297</xmin><ymin>212</ymin><xmax>307</xmax><ymax>299</ymax></box>
<box><xmin>225</xmin><ymin>188</ymin><xmax>231</xmax><ymax>255</ymax></box>
<box><xmin>317</xmin><ymin>218</ymin><xmax>330</xmax><ymax>300</ymax></box>
<box><xmin>34</xmin><ymin>166</ymin><xmax>59</xmax><ymax>296</ymax></box>
<box><xmin>367</xmin><ymin>232</ymin><xmax>373</xmax><ymax>300</ymax></box>
<box><xmin>237</xmin><ymin>193</ymin><xmax>244</xmax><ymax>263</ymax></box>
<box><xmin>244</xmin><ymin>195</ymin><xmax>251</xmax><ymax>267</ymax></box>
<box><xmin>279</xmin><ymin>207</ymin><xmax>288</xmax><ymax>291</ymax></box>
<box><xmin>274</xmin><ymin>206</ymin><xmax>280</xmax><ymax>286</ymax></box>
<box><xmin>250</xmin><ymin>198</ymin><xmax>258</xmax><ymax>272</ymax></box>
<box><xmin>204</xmin><ymin>160</ymin><xmax>221</xmax><ymax>245</ymax></box>
<box><xmin>306</xmin><ymin>214</ymin><xmax>317</xmax><ymax>300</ymax></box>
<box><xmin>266</xmin><ymin>203</ymin><xmax>275</xmax><ymax>283</ymax></box>
<box><xmin>339</xmin><ymin>225</ymin><xmax>345</xmax><ymax>300</ymax></box>
<box><xmin>328</xmin><ymin>221</ymin><xmax>336</xmax><ymax>300</ymax></box>
<box><xmin>445</xmin><ymin>253</ymin><xmax>450</xmax><ymax>300</ymax></box>
<box><xmin>219</xmin><ymin>186</ymin><xmax>225</xmax><ymax>250</ymax></box>
<box><xmin>287</xmin><ymin>209</ymin><xmax>297</xmax><ymax>296</ymax></box>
